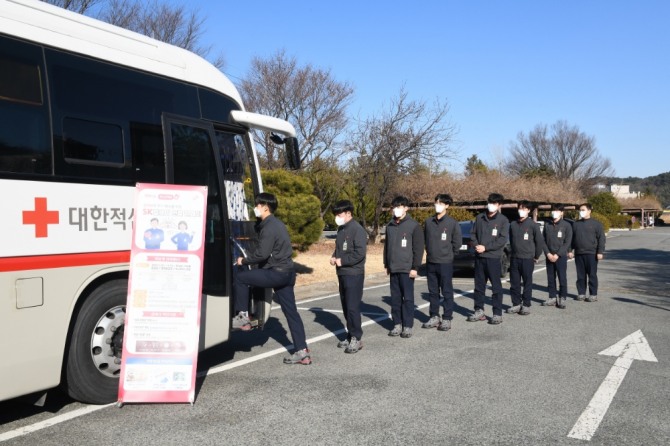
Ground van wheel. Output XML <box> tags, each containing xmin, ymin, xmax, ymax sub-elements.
<box><xmin>500</xmin><ymin>253</ymin><xmax>510</xmax><ymax>278</ymax></box>
<box><xmin>65</xmin><ymin>280</ymin><xmax>127</xmax><ymax>404</ymax></box>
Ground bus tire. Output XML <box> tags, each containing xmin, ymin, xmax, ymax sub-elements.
<box><xmin>65</xmin><ymin>279</ymin><xmax>127</xmax><ymax>405</ymax></box>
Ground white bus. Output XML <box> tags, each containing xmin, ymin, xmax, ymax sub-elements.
<box><xmin>0</xmin><ymin>0</ymin><xmax>299</xmax><ymax>405</ymax></box>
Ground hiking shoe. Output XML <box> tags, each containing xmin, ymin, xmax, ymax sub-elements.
<box><xmin>337</xmin><ymin>338</ymin><xmax>350</xmax><ymax>348</ymax></box>
<box><xmin>586</xmin><ymin>295</ymin><xmax>598</xmax><ymax>302</ymax></box>
<box><xmin>344</xmin><ymin>337</ymin><xmax>362</xmax><ymax>354</ymax></box>
<box><xmin>489</xmin><ymin>315</ymin><xmax>503</xmax><ymax>325</ymax></box>
<box><xmin>283</xmin><ymin>348</ymin><xmax>312</xmax><ymax>365</ymax></box>
<box><xmin>438</xmin><ymin>318</ymin><xmax>452</xmax><ymax>331</ymax></box>
<box><xmin>519</xmin><ymin>306</ymin><xmax>531</xmax><ymax>315</ymax></box>
<box><xmin>400</xmin><ymin>327</ymin><xmax>413</xmax><ymax>338</ymax></box>
<box><xmin>422</xmin><ymin>316</ymin><xmax>441</xmax><ymax>329</ymax></box>
<box><xmin>506</xmin><ymin>305</ymin><xmax>521</xmax><ymax>314</ymax></box>
<box><xmin>232</xmin><ymin>312</ymin><xmax>251</xmax><ymax>331</ymax></box>
<box><xmin>542</xmin><ymin>298</ymin><xmax>557</xmax><ymax>306</ymax></box>
<box><xmin>557</xmin><ymin>298</ymin><xmax>567</xmax><ymax>309</ymax></box>
<box><xmin>576</xmin><ymin>295</ymin><xmax>586</xmax><ymax>301</ymax></box>
<box><xmin>467</xmin><ymin>309</ymin><xmax>486</xmax><ymax>322</ymax></box>
<box><xmin>388</xmin><ymin>324</ymin><xmax>402</xmax><ymax>337</ymax></box>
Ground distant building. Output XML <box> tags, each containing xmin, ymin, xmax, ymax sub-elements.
<box><xmin>610</xmin><ymin>184</ymin><xmax>639</xmax><ymax>199</ymax></box>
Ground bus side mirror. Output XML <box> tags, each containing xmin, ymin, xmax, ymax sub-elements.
<box><xmin>270</xmin><ymin>133</ymin><xmax>301</xmax><ymax>170</ymax></box>
<box><xmin>284</xmin><ymin>137</ymin><xmax>301</xmax><ymax>170</ymax></box>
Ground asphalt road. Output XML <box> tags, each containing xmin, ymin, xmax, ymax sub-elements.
<box><xmin>2</xmin><ymin>227</ymin><xmax>669</xmax><ymax>445</ymax></box>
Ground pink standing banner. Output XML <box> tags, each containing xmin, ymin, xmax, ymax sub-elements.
<box><xmin>118</xmin><ymin>183</ymin><xmax>207</xmax><ymax>404</ymax></box>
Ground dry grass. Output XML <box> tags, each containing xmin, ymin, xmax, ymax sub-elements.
<box><xmin>294</xmin><ymin>240</ymin><xmax>386</xmax><ymax>287</ymax></box>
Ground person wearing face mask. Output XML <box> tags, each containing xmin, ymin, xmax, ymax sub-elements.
<box><xmin>422</xmin><ymin>194</ymin><xmax>462</xmax><ymax>331</ymax></box>
<box><xmin>232</xmin><ymin>193</ymin><xmax>311</xmax><ymax>365</ymax></box>
<box><xmin>330</xmin><ymin>200</ymin><xmax>368</xmax><ymax>353</ymax></box>
<box><xmin>569</xmin><ymin>203</ymin><xmax>605</xmax><ymax>302</ymax></box>
<box><xmin>467</xmin><ymin>193</ymin><xmax>510</xmax><ymax>325</ymax></box>
<box><xmin>507</xmin><ymin>200</ymin><xmax>544</xmax><ymax>316</ymax></box>
<box><xmin>383</xmin><ymin>196</ymin><xmax>425</xmax><ymax>338</ymax></box>
<box><xmin>541</xmin><ymin>204</ymin><xmax>573</xmax><ymax>309</ymax></box>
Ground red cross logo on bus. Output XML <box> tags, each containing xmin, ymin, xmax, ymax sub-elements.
<box><xmin>23</xmin><ymin>197</ymin><xmax>60</xmax><ymax>238</ymax></box>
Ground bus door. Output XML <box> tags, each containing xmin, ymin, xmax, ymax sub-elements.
<box><xmin>161</xmin><ymin>115</ymin><xmax>271</xmax><ymax>334</ymax></box>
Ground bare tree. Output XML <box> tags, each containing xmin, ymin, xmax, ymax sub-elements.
<box><xmin>506</xmin><ymin>120</ymin><xmax>614</xmax><ymax>193</ymax></box>
<box><xmin>239</xmin><ymin>50</ymin><xmax>354</xmax><ymax>169</ymax></box>
<box><xmin>42</xmin><ymin>0</ymin><xmax>101</xmax><ymax>14</ymax></box>
<box><xmin>100</xmin><ymin>0</ymin><xmax>208</xmax><ymax>53</ymax></box>
<box><xmin>349</xmin><ymin>88</ymin><xmax>457</xmax><ymax>241</ymax></box>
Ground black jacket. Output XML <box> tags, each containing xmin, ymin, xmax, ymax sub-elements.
<box><xmin>424</xmin><ymin>213</ymin><xmax>462</xmax><ymax>263</ymax></box>
<box><xmin>241</xmin><ymin>215</ymin><xmax>294</xmax><ymax>271</ymax></box>
<box><xmin>509</xmin><ymin>217</ymin><xmax>544</xmax><ymax>259</ymax></box>
<box><xmin>572</xmin><ymin>218</ymin><xmax>606</xmax><ymax>255</ymax></box>
<box><xmin>470</xmin><ymin>211</ymin><xmax>509</xmax><ymax>259</ymax></box>
<box><xmin>543</xmin><ymin>218</ymin><xmax>573</xmax><ymax>257</ymax></box>
<box><xmin>332</xmin><ymin>219</ymin><xmax>367</xmax><ymax>276</ymax></box>
<box><xmin>384</xmin><ymin>215</ymin><xmax>424</xmax><ymax>273</ymax></box>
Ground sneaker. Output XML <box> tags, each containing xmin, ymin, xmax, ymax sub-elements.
<box><xmin>489</xmin><ymin>314</ymin><xmax>503</xmax><ymax>325</ymax></box>
<box><xmin>422</xmin><ymin>316</ymin><xmax>441</xmax><ymax>329</ymax></box>
<box><xmin>557</xmin><ymin>298</ymin><xmax>567</xmax><ymax>309</ymax></box>
<box><xmin>388</xmin><ymin>324</ymin><xmax>402</xmax><ymax>337</ymax></box>
<box><xmin>400</xmin><ymin>327</ymin><xmax>413</xmax><ymax>338</ymax></box>
<box><xmin>438</xmin><ymin>318</ymin><xmax>452</xmax><ymax>331</ymax></box>
<box><xmin>586</xmin><ymin>295</ymin><xmax>598</xmax><ymax>302</ymax></box>
<box><xmin>519</xmin><ymin>306</ymin><xmax>531</xmax><ymax>315</ymax></box>
<box><xmin>576</xmin><ymin>295</ymin><xmax>586</xmax><ymax>301</ymax></box>
<box><xmin>337</xmin><ymin>338</ymin><xmax>350</xmax><ymax>348</ymax></box>
<box><xmin>283</xmin><ymin>348</ymin><xmax>312</xmax><ymax>365</ymax></box>
<box><xmin>467</xmin><ymin>309</ymin><xmax>486</xmax><ymax>322</ymax></box>
<box><xmin>542</xmin><ymin>298</ymin><xmax>557</xmax><ymax>306</ymax></box>
<box><xmin>344</xmin><ymin>337</ymin><xmax>362</xmax><ymax>354</ymax></box>
<box><xmin>506</xmin><ymin>305</ymin><xmax>521</xmax><ymax>314</ymax></box>
<box><xmin>232</xmin><ymin>312</ymin><xmax>251</xmax><ymax>331</ymax></box>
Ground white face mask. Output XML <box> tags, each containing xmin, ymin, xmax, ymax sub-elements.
<box><xmin>579</xmin><ymin>210</ymin><xmax>588</xmax><ymax>219</ymax></box>
<box><xmin>435</xmin><ymin>204</ymin><xmax>446</xmax><ymax>214</ymax></box>
<box><xmin>253</xmin><ymin>207</ymin><xmax>262</xmax><ymax>218</ymax></box>
<box><xmin>393</xmin><ymin>207</ymin><xmax>405</xmax><ymax>218</ymax></box>
<box><xmin>551</xmin><ymin>211</ymin><xmax>562</xmax><ymax>220</ymax></box>
<box><xmin>335</xmin><ymin>216</ymin><xmax>346</xmax><ymax>227</ymax></box>
<box><xmin>487</xmin><ymin>203</ymin><xmax>498</xmax><ymax>213</ymax></box>
<box><xmin>518</xmin><ymin>209</ymin><xmax>528</xmax><ymax>219</ymax></box>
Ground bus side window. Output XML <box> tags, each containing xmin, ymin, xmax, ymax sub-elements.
<box><xmin>131</xmin><ymin>122</ymin><xmax>165</xmax><ymax>183</ymax></box>
<box><xmin>0</xmin><ymin>36</ymin><xmax>51</xmax><ymax>174</ymax></box>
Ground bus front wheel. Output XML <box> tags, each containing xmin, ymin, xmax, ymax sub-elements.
<box><xmin>65</xmin><ymin>279</ymin><xmax>127</xmax><ymax>405</ymax></box>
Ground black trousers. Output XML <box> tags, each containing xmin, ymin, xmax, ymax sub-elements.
<box><xmin>389</xmin><ymin>272</ymin><xmax>415</xmax><ymax>328</ymax></box>
<box><xmin>575</xmin><ymin>254</ymin><xmax>599</xmax><ymax>296</ymax></box>
<box><xmin>546</xmin><ymin>255</ymin><xmax>568</xmax><ymax>298</ymax></box>
<box><xmin>473</xmin><ymin>257</ymin><xmax>503</xmax><ymax>316</ymax></box>
<box><xmin>234</xmin><ymin>268</ymin><xmax>307</xmax><ymax>351</ymax></box>
<box><xmin>426</xmin><ymin>262</ymin><xmax>455</xmax><ymax>319</ymax></box>
<box><xmin>509</xmin><ymin>257</ymin><xmax>534</xmax><ymax>307</ymax></box>
<box><xmin>338</xmin><ymin>274</ymin><xmax>364</xmax><ymax>340</ymax></box>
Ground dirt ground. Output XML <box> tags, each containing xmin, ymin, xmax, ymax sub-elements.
<box><xmin>294</xmin><ymin>240</ymin><xmax>386</xmax><ymax>287</ymax></box>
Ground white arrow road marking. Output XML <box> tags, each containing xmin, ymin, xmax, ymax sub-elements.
<box><xmin>568</xmin><ymin>330</ymin><xmax>658</xmax><ymax>441</ymax></box>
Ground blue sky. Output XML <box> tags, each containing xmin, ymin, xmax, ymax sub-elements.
<box><xmin>190</xmin><ymin>0</ymin><xmax>669</xmax><ymax>178</ymax></box>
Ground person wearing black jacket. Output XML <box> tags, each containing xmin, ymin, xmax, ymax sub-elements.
<box><xmin>422</xmin><ymin>194</ymin><xmax>462</xmax><ymax>332</ymax></box>
<box><xmin>506</xmin><ymin>200</ymin><xmax>544</xmax><ymax>316</ymax></box>
<box><xmin>330</xmin><ymin>200</ymin><xmax>367</xmax><ymax>354</ymax></box>
<box><xmin>542</xmin><ymin>204</ymin><xmax>573</xmax><ymax>309</ymax></box>
<box><xmin>467</xmin><ymin>193</ymin><xmax>510</xmax><ymax>325</ymax></box>
<box><xmin>232</xmin><ymin>193</ymin><xmax>311</xmax><ymax>365</ymax></box>
<box><xmin>384</xmin><ymin>196</ymin><xmax>424</xmax><ymax>338</ymax></box>
<box><xmin>569</xmin><ymin>203</ymin><xmax>606</xmax><ymax>302</ymax></box>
